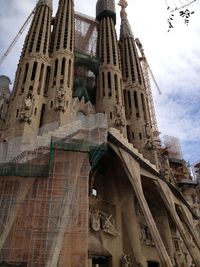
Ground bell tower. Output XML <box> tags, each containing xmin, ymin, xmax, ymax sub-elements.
<box><xmin>118</xmin><ymin>0</ymin><xmax>157</xmax><ymax>164</ymax></box>
<box><xmin>96</xmin><ymin>0</ymin><xmax>126</xmax><ymax>136</ymax></box>
<box><xmin>44</xmin><ymin>0</ymin><xmax>75</xmax><ymax>126</ymax></box>
<box><xmin>5</xmin><ymin>0</ymin><xmax>52</xmax><ymax>138</ymax></box>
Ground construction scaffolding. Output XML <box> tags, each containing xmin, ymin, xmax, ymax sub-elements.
<box><xmin>75</xmin><ymin>12</ymin><xmax>98</xmax><ymax>56</ymax></box>
<box><xmin>73</xmin><ymin>12</ymin><xmax>99</xmax><ymax>105</ymax></box>
<box><xmin>135</xmin><ymin>38</ymin><xmax>161</xmax><ymax>139</ymax></box>
<box><xmin>163</xmin><ymin>135</ymin><xmax>183</xmax><ymax>160</ymax></box>
<box><xmin>0</xmin><ymin>114</ymin><xmax>107</xmax><ymax>267</ymax></box>
<box><xmin>192</xmin><ymin>161</ymin><xmax>200</xmax><ymax>181</ymax></box>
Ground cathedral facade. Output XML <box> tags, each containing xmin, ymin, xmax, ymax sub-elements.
<box><xmin>0</xmin><ymin>0</ymin><xmax>199</xmax><ymax>267</ymax></box>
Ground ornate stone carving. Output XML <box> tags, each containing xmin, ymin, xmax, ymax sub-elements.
<box><xmin>56</xmin><ymin>50</ymin><xmax>73</xmax><ymax>58</ymax></box>
<box><xmin>145</xmin><ymin>123</ymin><xmax>151</xmax><ymax>139</ymax></box>
<box><xmin>19</xmin><ymin>91</ymin><xmax>35</xmax><ymax>123</ymax></box>
<box><xmin>71</xmin><ymin>97</ymin><xmax>95</xmax><ymax>117</ymax></box>
<box><xmin>90</xmin><ymin>209</ymin><xmax>118</xmax><ymax>236</ymax></box>
<box><xmin>90</xmin><ymin>210</ymin><xmax>101</xmax><ymax>232</ymax></box>
<box><xmin>124</xmin><ymin>81</ymin><xmax>134</xmax><ymax>90</ymax></box>
<box><xmin>54</xmin><ymin>87</ymin><xmax>66</xmax><ymax>112</ymax></box>
<box><xmin>145</xmin><ymin>140</ymin><xmax>156</xmax><ymax>150</ymax></box>
<box><xmin>21</xmin><ymin>54</ymin><xmax>51</xmax><ymax>64</ymax></box>
<box><xmin>118</xmin><ymin>0</ymin><xmax>128</xmax><ymax>18</ymax></box>
<box><xmin>140</xmin><ymin>224</ymin><xmax>154</xmax><ymax>246</ymax></box>
<box><xmin>120</xmin><ymin>253</ymin><xmax>131</xmax><ymax>267</ymax></box>
<box><xmin>115</xmin><ymin>104</ymin><xmax>125</xmax><ymax>127</ymax></box>
<box><xmin>100</xmin><ymin>64</ymin><xmax>121</xmax><ymax>75</ymax></box>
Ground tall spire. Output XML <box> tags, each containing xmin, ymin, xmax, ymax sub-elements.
<box><xmin>119</xmin><ymin>0</ymin><xmax>158</xmax><ymax>164</ymax></box>
<box><xmin>43</xmin><ymin>0</ymin><xmax>75</xmax><ymax>126</ymax></box>
<box><xmin>4</xmin><ymin>0</ymin><xmax>52</xmax><ymax>138</ymax></box>
<box><xmin>118</xmin><ymin>0</ymin><xmax>133</xmax><ymax>38</ymax></box>
<box><xmin>96</xmin><ymin>0</ymin><xmax>126</xmax><ymax>136</ymax></box>
<box><xmin>20</xmin><ymin>0</ymin><xmax>52</xmax><ymax>58</ymax></box>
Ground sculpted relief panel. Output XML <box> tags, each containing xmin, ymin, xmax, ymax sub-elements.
<box><xmin>54</xmin><ymin>87</ymin><xmax>66</xmax><ymax>112</ymax></box>
<box><xmin>19</xmin><ymin>91</ymin><xmax>35</xmax><ymax>123</ymax></box>
<box><xmin>120</xmin><ymin>253</ymin><xmax>131</xmax><ymax>267</ymax></box>
<box><xmin>140</xmin><ymin>224</ymin><xmax>155</xmax><ymax>246</ymax></box>
<box><xmin>90</xmin><ymin>209</ymin><xmax>118</xmax><ymax>237</ymax></box>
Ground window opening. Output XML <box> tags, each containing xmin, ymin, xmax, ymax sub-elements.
<box><xmin>31</xmin><ymin>62</ymin><xmax>38</xmax><ymax>81</ymax></box>
<box><xmin>23</xmin><ymin>63</ymin><xmax>29</xmax><ymax>84</ymax></box>
<box><xmin>39</xmin><ymin>104</ymin><xmax>45</xmax><ymax>128</ymax></box>
<box><xmin>54</xmin><ymin>59</ymin><xmax>58</xmax><ymax>78</ymax></box>
<box><xmin>68</xmin><ymin>59</ymin><xmax>71</xmax><ymax>87</ymax></box>
<box><xmin>108</xmin><ymin>72</ymin><xmax>112</xmax><ymax>97</ymax></box>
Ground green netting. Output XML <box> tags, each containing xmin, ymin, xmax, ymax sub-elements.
<box><xmin>0</xmin><ymin>137</ymin><xmax>107</xmax><ymax>177</ymax></box>
<box><xmin>0</xmin><ymin>162</ymin><xmax>50</xmax><ymax>177</ymax></box>
<box><xmin>74</xmin><ymin>49</ymin><xmax>100</xmax><ymax>74</ymax></box>
<box><xmin>52</xmin><ymin>137</ymin><xmax>92</xmax><ymax>152</ymax></box>
<box><xmin>52</xmin><ymin>137</ymin><xmax>107</xmax><ymax>170</ymax></box>
<box><xmin>89</xmin><ymin>144</ymin><xmax>107</xmax><ymax>170</ymax></box>
<box><xmin>0</xmin><ymin>142</ymin><xmax>54</xmax><ymax>178</ymax></box>
<box><xmin>0</xmin><ymin>264</ymin><xmax>26</xmax><ymax>267</ymax></box>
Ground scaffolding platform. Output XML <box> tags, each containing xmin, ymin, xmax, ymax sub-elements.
<box><xmin>0</xmin><ymin>114</ymin><xmax>107</xmax><ymax>266</ymax></box>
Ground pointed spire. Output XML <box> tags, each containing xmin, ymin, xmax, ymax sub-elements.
<box><xmin>118</xmin><ymin>0</ymin><xmax>134</xmax><ymax>38</ymax></box>
<box><xmin>37</xmin><ymin>0</ymin><xmax>52</xmax><ymax>10</ymax></box>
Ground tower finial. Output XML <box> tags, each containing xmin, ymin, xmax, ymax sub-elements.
<box><xmin>118</xmin><ymin>0</ymin><xmax>128</xmax><ymax>18</ymax></box>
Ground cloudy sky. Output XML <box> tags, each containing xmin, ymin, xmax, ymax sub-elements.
<box><xmin>0</xmin><ymin>0</ymin><xmax>199</xmax><ymax>164</ymax></box>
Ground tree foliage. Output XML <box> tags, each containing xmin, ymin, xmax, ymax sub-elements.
<box><xmin>166</xmin><ymin>0</ymin><xmax>197</xmax><ymax>31</ymax></box>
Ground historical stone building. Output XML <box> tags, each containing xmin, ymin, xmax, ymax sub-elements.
<box><xmin>0</xmin><ymin>0</ymin><xmax>199</xmax><ymax>266</ymax></box>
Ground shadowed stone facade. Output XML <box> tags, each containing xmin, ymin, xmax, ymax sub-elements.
<box><xmin>0</xmin><ymin>0</ymin><xmax>199</xmax><ymax>267</ymax></box>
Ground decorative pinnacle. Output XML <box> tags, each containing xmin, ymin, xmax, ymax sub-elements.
<box><xmin>118</xmin><ymin>0</ymin><xmax>128</xmax><ymax>18</ymax></box>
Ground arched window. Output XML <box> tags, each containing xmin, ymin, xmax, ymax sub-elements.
<box><xmin>108</xmin><ymin>72</ymin><xmax>112</xmax><ymax>97</ymax></box>
<box><xmin>38</xmin><ymin>63</ymin><xmax>44</xmax><ymax>94</ymax></box>
<box><xmin>61</xmin><ymin>58</ymin><xmax>66</xmax><ymax>76</ymax></box>
<box><xmin>31</xmin><ymin>62</ymin><xmax>38</xmax><ymax>81</ymax></box>
<box><xmin>67</xmin><ymin>59</ymin><xmax>71</xmax><ymax>87</ymax></box>
<box><xmin>54</xmin><ymin>59</ymin><xmax>58</xmax><ymax>77</ymax></box>
<box><xmin>23</xmin><ymin>63</ymin><xmax>29</xmax><ymax>84</ymax></box>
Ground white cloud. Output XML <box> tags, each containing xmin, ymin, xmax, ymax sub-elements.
<box><xmin>125</xmin><ymin>0</ymin><xmax>200</xmax><ymax>163</ymax></box>
<box><xmin>0</xmin><ymin>0</ymin><xmax>199</xmax><ymax>163</ymax></box>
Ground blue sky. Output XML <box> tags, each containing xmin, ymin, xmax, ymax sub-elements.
<box><xmin>0</xmin><ymin>0</ymin><xmax>199</xmax><ymax>164</ymax></box>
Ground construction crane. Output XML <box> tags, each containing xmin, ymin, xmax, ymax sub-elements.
<box><xmin>135</xmin><ymin>38</ymin><xmax>161</xmax><ymax>139</ymax></box>
<box><xmin>0</xmin><ymin>8</ymin><xmax>36</xmax><ymax>66</ymax></box>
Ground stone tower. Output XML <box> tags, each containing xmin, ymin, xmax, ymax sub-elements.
<box><xmin>5</xmin><ymin>0</ymin><xmax>52</xmax><ymax>138</ymax></box>
<box><xmin>0</xmin><ymin>76</ymin><xmax>10</xmax><ymax>122</ymax></box>
<box><xmin>96</xmin><ymin>0</ymin><xmax>126</xmax><ymax>136</ymax></box>
<box><xmin>118</xmin><ymin>0</ymin><xmax>157</xmax><ymax>164</ymax></box>
<box><xmin>44</xmin><ymin>0</ymin><xmax>75</xmax><ymax>126</ymax></box>
<box><xmin>0</xmin><ymin>1</ymin><xmax>200</xmax><ymax>267</ymax></box>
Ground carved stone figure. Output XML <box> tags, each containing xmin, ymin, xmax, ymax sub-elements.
<box><xmin>118</xmin><ymin>0</ymin><xmax>128</xmax><ymax>18</ymax></box>
<box><xmin>54</xmin><ymin>87</ymin><xmax>66</xmax><ymax>112</ymax></box>
<box><xmin>19</xmin><ymin>91</ymin><xmax>35</xmax><ymax>123</ymax></box>
<box><xmin>120</xmin><ymin>253</ymin><xmax>131</xmax><ymax>267</ymax></box>
<box><xmin>115</xmin><ymin>104</ymin><xmax>125</xmax><ymax>127</ymax></box>
<box><xmin>145</xmin><ymin>123</ymin><xmax>151</xmax><ymax>139</ymax></box>
<box><xmin>101</xmin><ymin>214</ymin><xmax>118</xmax><ymax>236</ymax></box>
<box><xmin>90</xmin><ymin>210</ymin><xmax>101</xmax><ymax>232</ymax></box>
<box><xmin>140</xmin><ymin>224</ymin><xmax>154</xmax><ymax>245</ymax></box>
<box><xmin>145</xmin><ymin>140</ymin><xmax>156</xmax><ymax>151</ymax></box>
<box><xmin>90</xmin><ymin>209</ymin><xmax>118</xmax><ymax>236</ymax></box>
